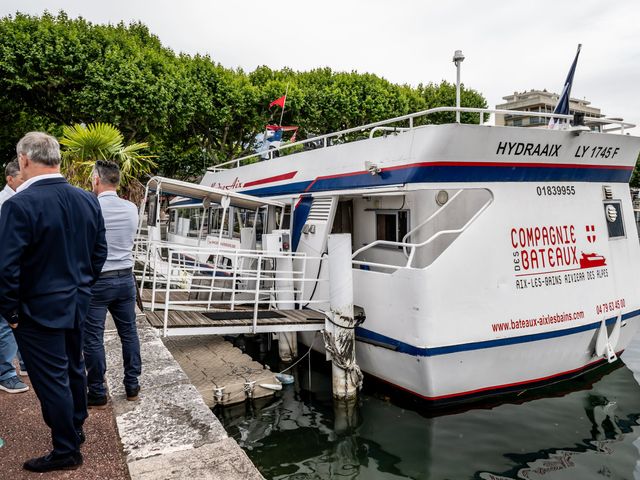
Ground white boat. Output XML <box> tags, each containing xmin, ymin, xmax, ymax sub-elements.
<box><xmin>188</xmin><ymin>101</ymin><xmax>640</xmax><ymax>404</ymax></box>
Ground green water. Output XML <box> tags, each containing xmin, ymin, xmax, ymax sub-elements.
<box><xmin>216</xmin><ymin>343</ymin><xmax>640</xmax><ymax>480</ymax></box>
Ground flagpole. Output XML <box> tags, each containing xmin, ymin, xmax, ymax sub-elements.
<box><xmin>279</xmin><ymin>83</ymin><xmax>289</xmax><ymax>127</ymax></box>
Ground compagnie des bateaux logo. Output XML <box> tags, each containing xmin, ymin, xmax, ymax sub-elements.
<box><xmin>510</xmin><ymin>224</ymin><xmax>608</xmax><ymax>290</ymax></box>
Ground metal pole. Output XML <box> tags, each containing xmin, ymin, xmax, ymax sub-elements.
<box><xmin>264</xmin><ymin>233</ymin><xmax>298</xmax><ymax>361</ymax></box>
<box><xmin>252</xmin><ymin>257</ymin><xmax>262</xmax><ymax>334</ymax></box>
<box><xmin>456</xmin><ymin>63</ymin><xmax>461</xmax><ymax>123</ymax></box>
<box><xmin>453</xmin><ymin>50</ymin><xmax>465</xmax><ymax>123</ymax></box>
<box><xmin>163</xmin><ymin>251</ymin><xmax>173</xmax><ymax>337</ymax></box>
<box><xmin>279</xmin><ymin>83</ymin><xmax>289</xmax><ymax>127</ymax></box>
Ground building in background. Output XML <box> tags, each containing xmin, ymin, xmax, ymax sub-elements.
<box><xmin>495</xmin><ymin>89</ymin><xmax>602</xmax><ymax>127</ymax></box>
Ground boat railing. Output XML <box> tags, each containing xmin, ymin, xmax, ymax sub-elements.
<box><xmin>137</xmin><ymin>241</ymin><xmax>328</xmax><ymax>336</ymax></box>
<box><xmin>210</xmin><ymin>107</ymin><xmax>634</xmax><ymax>171</ymax></box>
<box><xmin>400</xmin><ymin>189</ymin><xmax>465</xmax><ymax>257</ymax></box>
<box><xmin>368</xmin><ymin>126</ymin><xmax>411</xmax><ymax>139</ymax></box>
<box><xmin>352</xmin><ymin>193</ymin><xmax>493</xmax><ymax>272</ymax></box>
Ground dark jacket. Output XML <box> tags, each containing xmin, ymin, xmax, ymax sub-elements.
<box><xmin>0</xmin><ymin>177</ymin><xmax>107</xmax><ymax>329</ymax></box>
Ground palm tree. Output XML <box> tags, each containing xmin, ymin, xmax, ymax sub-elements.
<box><xmin>60</xmin><ymin>122</ymin><xmax>156</xmax><ymax>203</ymax></box>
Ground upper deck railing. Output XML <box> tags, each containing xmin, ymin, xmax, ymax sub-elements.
<box><xmin>210</xmin><ymin>107</ymin><xmax>635</xmax><ymax>171</ymax></box>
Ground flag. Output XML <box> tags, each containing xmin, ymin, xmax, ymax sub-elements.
<box><xmin>549</xmin><ymin>44</ymin><xmax>582</xmax><ymax>129</ymax></box>
<box><xmin>269</xmin><ymin>95</ymin><xmax>286</xmax><ymax>108</ymax></box>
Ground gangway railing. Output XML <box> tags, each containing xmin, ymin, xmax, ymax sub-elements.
<box><xmin>138</xmin><ymin>241</ymin><xmax>328</xmax><ymax>336</ymax></box>
<box><xmin>133</xmin><ymin>234</ymin><xmax>150</xmax><ymax>280</ymax></box>
<box><xmin>210</xmin><ymin>107</ymin><xmax>635</xmax><ymax>170</ymax></box>
<box><xmin>352</xmin><ymin>194</ymin><xmax>493</xmax><ymax>272</ymax></box>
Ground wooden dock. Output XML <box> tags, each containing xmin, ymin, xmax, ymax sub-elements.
<box><xmin>162</xmin><ymin>335</ymin><xmax>279</xmax><ymax>407</ymax></box>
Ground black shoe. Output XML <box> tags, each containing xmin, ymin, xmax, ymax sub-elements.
<box><xmin>87</xmin><ymin>392</ymin><xmax>108</xmax><ymax>409</ymax></box>
<box><xmin>77</xmin><ymin>428</ymin><xmax>86</xmax><ymax>445</ymax></box>
<box><xmin>23</xmin><ymin>452</ymin><xmax>83</xmax><ymax>472</ymax></box>
<box><xmin>125</xmin><ymin>385</ymin><xmax>140</xmax><ymax>401</ymax></box>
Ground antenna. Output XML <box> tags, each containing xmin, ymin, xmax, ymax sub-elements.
<box><xmin>452</xmin><ymin>50</ymin><xmax>465</xmax><ymax>123</ymax></box>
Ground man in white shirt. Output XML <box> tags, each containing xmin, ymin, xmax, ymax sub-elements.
<box><xmin>0</xmin><ymin>160</ymin><xmax>28</xmax><ymax>394</ymax></box>
<box><xmin>83</xmin><ymin>160</ymin><xmax>141</xmax><ymax>407</ymax></box>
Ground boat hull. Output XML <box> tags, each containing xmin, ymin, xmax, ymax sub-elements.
<box><xmin>358</xmin><ymin>316</ymin><xmax>638</xmax><ymax>402</ymax></box>
<box><xmin>205</xmin><ymin>123</ymin><xmax>640</xmax><ymax>403</ymax></box>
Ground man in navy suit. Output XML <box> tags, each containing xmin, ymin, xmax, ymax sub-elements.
<box><xmin>0</xmin><ymin>132</ymin><xmax>107</xmax><ymax>472</ymax></box>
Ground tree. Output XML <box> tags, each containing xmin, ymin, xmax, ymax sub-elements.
<box><xmin>630</xmin><ymin>153</ymin><xmax>640</xmax><ymax>188</ymax></box>
<box><xmin>416</xmin><ymin>81</ymin><xmax>487</xmax><ymax>125</ymax></box>
<box><xmin>60</xmin><ymin>122</ymin><xmax>154</xmax><ymax>202</ymax></box>
<box><xmin>0</xmin><ymin>12</ymin><xmax>490</xmax><ymax>179</ymax></box>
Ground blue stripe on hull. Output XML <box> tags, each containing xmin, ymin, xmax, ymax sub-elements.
<box><xmin>243</xmin><ymin>164</ymin><xmax>632</xmax><ymax>197</ymax></box>
<box><xmin>355</xmin><ymin>309</ymin><xmax>640</xmax><ymax>358</ymax></box>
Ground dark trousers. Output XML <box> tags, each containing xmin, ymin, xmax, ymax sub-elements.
<box><xmin>14</xmin><ymin>317</ymin><xmax>86</xmax><ymax>456</ymax></box>
<box><xmin>84</xmin><ymin>273</ymin><xmax>141</xmax><ymax>397</ymax></box>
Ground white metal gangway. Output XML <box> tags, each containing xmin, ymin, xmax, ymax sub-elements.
<box><xmin>135</xmin><ymin>240</ymin><xmax>328</xmax><ymax>337</ymax></box>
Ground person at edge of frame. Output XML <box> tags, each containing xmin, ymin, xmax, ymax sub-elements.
<box><xmin>0</xmin><ymin>132</ymin><xmax>108</xmax><ymax>473</ymax></box>
<box><xmin>0</xmin><ymin>159</ymin><xmax>29</xmax><ymax>394</ymax></box>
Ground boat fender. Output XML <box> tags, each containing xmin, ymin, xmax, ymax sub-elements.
<box><xmin>275</xmin><ymin>373</ymin><xmax>295</xmax><ymax>384</ymax></box>
<box><xmin>259</xmin><ymin>383</ymin><xmax>283</xmax><ymax>391</ymax></box>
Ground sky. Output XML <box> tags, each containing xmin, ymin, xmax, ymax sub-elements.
<box><xmin>2</xmin><ymin>0</ymin><xmax>640</xmax><ymax>132</ymax></box>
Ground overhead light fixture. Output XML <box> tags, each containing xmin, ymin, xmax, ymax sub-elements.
<box><xmin>436</xmin><ymin>190</ymin><xmax>449</xmax><ymax>206</ymax></box>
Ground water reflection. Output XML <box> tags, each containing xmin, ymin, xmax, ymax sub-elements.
<box><xmin>216</xmin><ymin>346</ymin><xmax>640</xmax><ymax>480</ymax></box>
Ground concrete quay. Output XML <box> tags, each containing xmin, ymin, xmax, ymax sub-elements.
<box><xmin>104</xmin><ymin>316</ymin><xmax>265</xmax><ymax>480</ymax></box>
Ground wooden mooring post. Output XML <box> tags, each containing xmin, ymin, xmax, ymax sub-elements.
<box><xmin>324</xmin><ymin>234</ymin><xmax>362</xmax><ymax>400</ymax></box>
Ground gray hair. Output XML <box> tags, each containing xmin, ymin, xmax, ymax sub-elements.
<box><xmin>16</xmin><ymin>132</ymin><xmax>61</xmax><ymax>166</ymax></box>
<box><xmin>5</xmin><ymin>159</ymin><xmax>20</xmax><ymax>178</ymax></box>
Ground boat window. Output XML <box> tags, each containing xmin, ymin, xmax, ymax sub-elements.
<box><xmin>276</xmin><ymin>205</ymin><xmax>292</xmax><ymax>230</ymax></box>
<box><xmin>255</xmin><ymin>209</ymin><xmax>265</xmax><ymax>240</ymax></box>
<box><xmin>331</xmin><ymin>200</ymin><xmax>354</xmax><ymax>235</ymax></box>
<box><xmin>209</xmin><ymin>207</ymin><xmax>231</xmax><ymax>238</ymax></box>
<box><xmin>376</xmin><ymin>210</ymin><xmax>409</xmax><ymax>246</ymax></box>
<box><xmin>173</xmin><ymin>208</ymin><xmax>190</xmax><ymax>236</ymax></box>
<box><xmin>188</xmin><ymin>209</ymin><xmax>207</xmax><ymax>237</ymax></box>
<box><xmin>170</xmin><ymin>207</ymin><xmax>207</xmax><ymax>238</ymax></box>
<box><xmin>147</xmin><ymin>194</ymin><xmax>157</xmax><ymax>227</ymax></box>
<box><xmin>168</xmin><ymin>209</ymin><xmax>175</xmax><ymax>234</ymax></box>
<box><xmin>234</xmin><ymin>208</ymin><xmax>244</xmax><ymax>232</ymax></box>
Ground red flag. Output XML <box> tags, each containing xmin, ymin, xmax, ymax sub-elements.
<box><xmin>269</xmin><ymin>95</ymin><xmax>286</xmax><ymax>108</ymax></box>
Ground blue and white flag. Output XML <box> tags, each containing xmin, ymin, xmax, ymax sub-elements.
<box><xmin>549</xmin><ymin>44</ymin><xmax>582</xmax><ymax>129</ymax></box>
